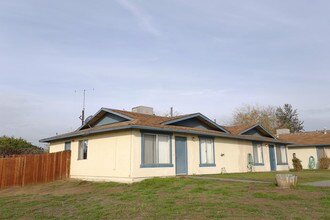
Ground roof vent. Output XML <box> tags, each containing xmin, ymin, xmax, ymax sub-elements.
<box><xmin>276</xmin><ymin>128</ymin><xmax>290</xmax><ymax>136</ymax></box>
<box><xmin>132</xmin><ymin>106</ymin><xmax>154</xmax><ymax>115</ymax></box>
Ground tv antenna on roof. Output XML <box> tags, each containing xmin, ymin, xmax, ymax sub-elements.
<box><xmin>75</xmin><ymin>88</ymin><xmax>94</xmax><ymax>125</ymax></box>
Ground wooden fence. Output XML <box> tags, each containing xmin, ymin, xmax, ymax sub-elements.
<box><xmin>0</xmin><ymin>150</ymin><xmax>71</xmax><ymax>189</ymax></box>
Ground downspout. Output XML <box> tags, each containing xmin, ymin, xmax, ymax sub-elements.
<box><xmin>129</xmin><ymin>129</ymin><xmax>133</xmax><ymax>180</ymax></box>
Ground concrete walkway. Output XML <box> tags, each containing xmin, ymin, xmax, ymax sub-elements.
<box><xmin>302</xmin><ymin>180</ymin><xmax>330</xmax><ymax>187</ymax></box>
<box><xmin>186</xmin><ymin>176</ymin><xmax>271</xmax><ymax>184</ymax></box>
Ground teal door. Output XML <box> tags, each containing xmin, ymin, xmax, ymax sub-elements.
<box><xmin>175</xmin><ymin>137</ymin><xmax>188</xmax><ymax>175</ymax></box>
<box><xmin>268</xmin><ymin>145</ymin><xmax>276</xmax><ymax>171</ymax></box>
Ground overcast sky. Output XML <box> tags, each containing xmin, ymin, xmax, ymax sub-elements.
<box><xmin>1</xmin><ymin>0</ymin><xmax>330</xmax><ymax>146</ymax></box>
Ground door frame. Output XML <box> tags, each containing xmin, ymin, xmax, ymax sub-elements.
<box><xmin>175</xmin><ymin>136</ymin><xmax>188</xmax><ymax>175</ymax></box>
<box><xmin>268</xmin><ymin>144</ymin><xmax>276</xmax><ymax>171</ymax></box>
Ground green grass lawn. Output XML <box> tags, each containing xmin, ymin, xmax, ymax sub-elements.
<box><xmin>0</xmin><ymin>170</ymin><xmax>329</xmax><ymax>219</ymax></box>
<box><xmin>202</xmin><ymin>169</ymin><xmax>330</xmax><ymax>184</ymax></box>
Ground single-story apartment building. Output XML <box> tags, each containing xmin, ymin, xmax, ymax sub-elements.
<box><xmin>40</xmin><ymin>106</ymin><xmax>292</xmax><ymax>183</ymax></box>
<box><xmin>279</xmin><ymin>130</ymin><xmax>330</xmax><ymax>169</ymax></box>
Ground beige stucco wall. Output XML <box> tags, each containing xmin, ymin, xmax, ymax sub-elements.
<box><xmin>130</xmin><ymin>131</ymin><xmax>289</xmax><ymax>181</ymax></box>
<box><xmin>49</xmin><ymin>130</ymin><xmax>134</xmax><ymax>183</ymax></box>
<box><xmin>49</xmin><ymin>129</ymin><xmax>289</xmax><ymax>183</ymax></box>
<box><xmin>288</xmin><ymin>147</ymin><xmax>318</xmax><ymax>169</ymax></box>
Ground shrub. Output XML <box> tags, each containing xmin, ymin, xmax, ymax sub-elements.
<box><xmin>292</xmin><ymin>157</ymin><xmax>303</xmax><ymax>171</ymax></box>
<box><xmin>0</xmin><ymin>135</ymin><xmax>44</xmax><ymax>157</ymax></box>
<box><xmin>319</xmin><ymin>157</ymin><xmax>330</xmax><ymax>169</ymax></box>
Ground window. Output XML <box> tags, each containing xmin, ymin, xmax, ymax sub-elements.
<box><xmin>317</xmin><ymin>147</ymin><xmax>330</xmax><ymax>159</ymax></box>
<box><xmin>199</xmin><ymin>137</ymin><xmax>215</xmax><ymax>166</ymax></box>
<box><xmin>253</xmin><ymin>142</ymin><xmax>264</xmax><ymax>165</ymax></box>
<box><xmin>276</xmin><ymin>145</ymin><xmax>288</xmax><ymax>164</ymax></box>
<box><xmin>64</xmin><ymin>142</ymin><xmax>71</xmax><ymax>151</ymax></box>
<box><xmin>142</xmin><ymin>133</ymin><xmax>171</xmax><ymax>167</ymax></box>
<box><xmin>78</xmin><ymin>140</ymin><xmax>88</xmax><ymax>160</ymax></box>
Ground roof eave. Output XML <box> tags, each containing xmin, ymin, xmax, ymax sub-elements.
<box><xmin>40</xmin><ymin>124</ymin><xmax>291</xmax><ymax>145</ymax></box>
<box><xmin>39</xmin><ymin>125</ymin><xmax>132</xmax><ymax>143</ymax></box>
<box><xmin>288</xmin><ymin>143</ymin><xmax>330</xmax><ymax>148</ymax></box>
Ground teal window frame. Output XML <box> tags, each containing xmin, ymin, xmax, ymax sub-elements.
<box><xmin>64</xmin><ymin>141</ymin><xmax>71</xmax><ymax>151</ymax></box>
<box><xmin>140</xmin><ymin>131</ymin><xmax>173</xmax><ymax>168</ymax></box>
<box><xmin>199</xmin><ymin>136</ymin><xmax>216</xmax><ymax>167</ymax></box>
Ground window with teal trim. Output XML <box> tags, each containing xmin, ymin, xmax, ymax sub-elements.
<box><xmin>64</xmin><ymin>141</ymin><xmax>71</xmax><ymax>151</ymax></box>
<box><xmin>276</xmin><ymin>145</ymin><xmax>288</xmax><ymax>164</ymax></box>
<box><xmin>253</xmin><ymin>142</ymin><xmax>264</xmax><ymax>165</ymax></box>
<box><xmin>142</xmin><ymin>133</ymin><xmax>172</xmax><ymax>167</ymax></box>
<box><xmin>199</xmin><ymin>137</ymin><xmax>215</xmax><ymax>166</ymax></box>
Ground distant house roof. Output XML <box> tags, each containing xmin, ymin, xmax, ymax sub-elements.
<box><xmin>40</xmin><ymin>108</ymin><xmax>290</xmax><ymax>144</ymax></box>
<box><xmin>279</xmin><ymin>130</ymin><xmax>330</xmax><ymax>147</ymax></box>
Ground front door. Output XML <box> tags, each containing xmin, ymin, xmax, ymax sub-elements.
<box><xmin>269</xmin><ymin>145</ymin><xmax>276</xmax><ymax>171</ymax></box>
<box><xmin>175</xmin><ymin>136</ymin><xmax>188</xmax><ymax>175</ymax></box>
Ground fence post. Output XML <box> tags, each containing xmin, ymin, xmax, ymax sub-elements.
<box><xmin>0</xmin><ymin>159</ymin><xmax>3</xmax><ymax>189</ymax></box>
<box><xmin>21</xmin><ymin>156</ymin><xmax>26</xmax><ymax>187</ymax></box>
<box><xmin>66</xmin><ymin>151</ymin><xmax>71</xmax><ymax>178</ymax></box>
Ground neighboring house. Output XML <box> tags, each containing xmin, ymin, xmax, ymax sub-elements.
<box><xmin>40</xmin><ymin>106</ymin><xmax>291</xmax><ymax>183</ymax></box>
<box><xmin>279</xmin><ymin>130</ymin><xmax>330</xmax><ymax>169</ymax></box>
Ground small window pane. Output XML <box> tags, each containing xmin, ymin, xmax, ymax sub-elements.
<box><xmin>257</xmin><ymin>145</ymin><xmax>263</xmax><ymax>163</ymax></box>
<box><xmin>78</xmin><ymin>140</ymin><xmax>88</xmax><ymax>160</ymax></box>
<box><xmin>276</xmin><ymin>146</ymin><xmax>281</xmax><ymax>163</ymax></box>
<box><xmin>158</xmin><ymin>135</ymin><xmax>170</xmax><ymax>164</ymax></box>
<box><xmin>206</xmin><ymin>139</ymin><xmax>214</xmax><ymax>164</ymax></box>
<box><xmin>144</xmin><ymin>134</ymin><xmax>156</xmax><ymax>164</ymax></box>
<box><xmin>253</xmin><ymin>143</ymin><xmax>263</xmax><ymax>164</ymax></box>
<box><xmin>65</xmin><ymin>142</ymin><xmax>71</xmax><ymax>151</ymax></box>
<box><xmin>253</xmin><ymin>145</ymin><xmax>259</xmax><ymax>163</ymax></box>
<box><xmin>276</xmin><ymin>145</ymin><xmax>287</xmax><ymax>164</ymax></box>
<box><xmin>317</xmin><ymin>147</ymin><xmax>326</xmax><ymax>159</ymax></box>
<box><xmin>325</xmin><ymin>147</ymin><xmax>330</xmax><ymax>157</ymax></box>
<box><xmin>200</xmin><ymin>140</ymin><xmax>207</xmax><ymax>164</ymax></box>
<box><xmin>200</xmin><ymin>138</ymin><xmax>214</xmax><ymax>165</ymax></box>
<box><xmin>83</xmin><ymin>141</ymin><xmax>88</xmax><ymax>159</ymax></box>
<box><xmin>281</xmin><ymin>146</ymin><xmax>287</xmax><ymax>163</ymax></box>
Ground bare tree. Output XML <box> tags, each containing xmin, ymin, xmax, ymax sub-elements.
<box><xmin>154</xmin><ymin>109</ymin><xmax>182</xmax><ymax>117</ymax></box>
<box><xmin>231</xmin><ymin>104</ymin><xmax>280</xmax><ymax>134</ymax></box>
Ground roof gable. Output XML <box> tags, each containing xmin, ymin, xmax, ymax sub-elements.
<box><xmin>238</xmin><ymin>124</ymin><xmax>276</xmax><ymax>139</ymax></box>
<box><xmin>162</xmin><ymin>113</ymin><xmax>229</xmax><ymax>133</ymax></box>
<box><xmin>94</xmin><ymin>113</ymin><xmax>128</xmax><ymax>126</ymax></box>
<box><xmin>78</xmin><ymin>108</ymin><xmax>133</xmax><ymax>130</ymax></box>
